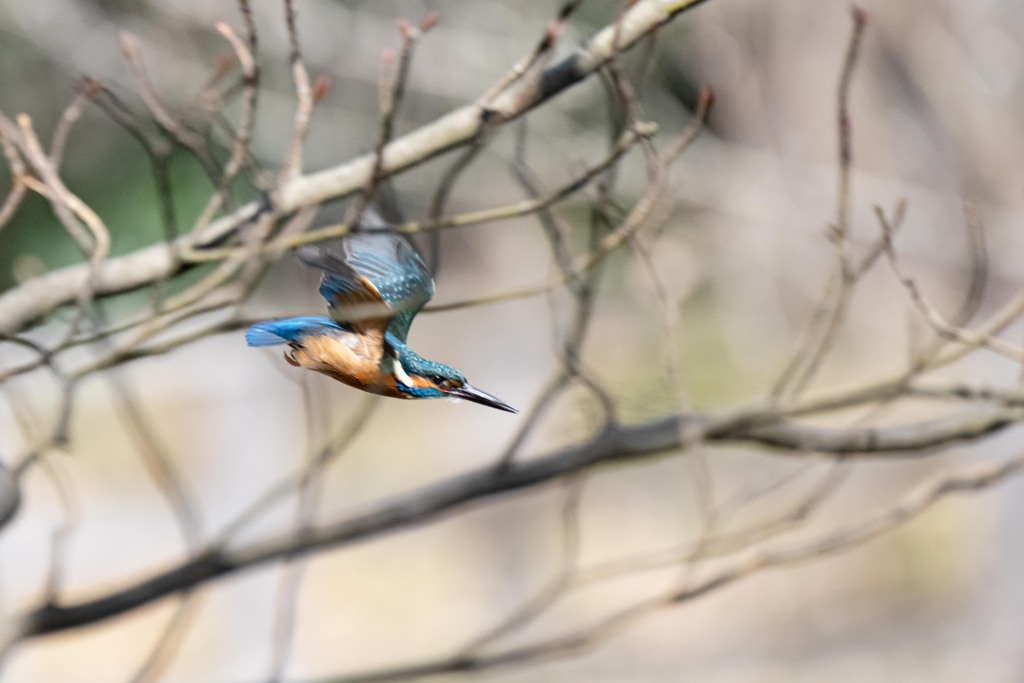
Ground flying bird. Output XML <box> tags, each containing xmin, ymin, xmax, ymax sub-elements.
<box><xmin>246</xmin><ymin>229</ymin><xmax>517</xmax><ymax>413</ymax></box>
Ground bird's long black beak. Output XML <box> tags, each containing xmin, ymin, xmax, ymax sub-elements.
<box><xmin>448</xmin><ymin>383</ymin><xmax>518</xmax><ymax>413</ymax></box>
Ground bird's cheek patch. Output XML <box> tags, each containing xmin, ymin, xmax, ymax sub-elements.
<box><xmin>393</xmin><ymin>357</ymin><xmax>414</xmax><ymax>387</ymax></box>
<box><xmin>410</xmin><ymin>375</ymin><xmax>440</xmax><ymax>390</ymax></box>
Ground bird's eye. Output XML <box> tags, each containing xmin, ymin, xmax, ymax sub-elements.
<box><xmin>430</xmin><ymin>374</ymin><xmax>449</xmax><ymax>387</ymax></box>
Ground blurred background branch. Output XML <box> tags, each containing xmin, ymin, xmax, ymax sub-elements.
<box><xmin>3</xmin><ymin>1</ymin><xmax>1024</xmax><ymax>682</ymax></box>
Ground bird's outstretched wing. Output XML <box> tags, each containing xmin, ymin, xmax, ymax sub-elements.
<box><xmin>297</xmin><ymin>231</ymin><xmax>435</xmax><ymax>343</ymax></box>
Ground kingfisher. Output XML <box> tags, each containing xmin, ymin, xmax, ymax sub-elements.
<box><xmin>246</xmin><ymin>229</ymin><xmax>517</xmax><ymax>413</ymax></box>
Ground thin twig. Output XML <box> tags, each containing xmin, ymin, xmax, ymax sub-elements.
<box><xmin>877</xmin><ymin>206</ymin><xmax>1024</xmax><ymax>364</ymax></box>
<box><xmin>280</xmin><ymin>0</ymin><xmax>315</xmax><ymax>181</ymax></box>
<box><xmin>771</xmin><ymin>7</ymin><xmax>869</xmax><ymax>400</ymax></box>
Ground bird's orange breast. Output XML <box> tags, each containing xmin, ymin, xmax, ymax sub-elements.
<box><xmin>290</xmin><ymin>330</ymin><xmax>403</xmax><ymax>396</ymax></box>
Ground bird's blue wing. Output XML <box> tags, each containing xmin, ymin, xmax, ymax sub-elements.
<box><xmin>246</xmin><ymin>316</ymin><xmax>343</xmax><ymax>347</ymax></box>
<box><xmin>348</xmin><ymin>233</ymin><xmax>434</xmax><ymax>343</ymax></box>
<box><xmin>297</xmin><ymin>242</ymin><xmax>392</xmax><ymax>337</ymax></box>
<box><xmin>298</xmin><ymin>231</ymin><xmax>434</xmax><ymax>343</ymax></box>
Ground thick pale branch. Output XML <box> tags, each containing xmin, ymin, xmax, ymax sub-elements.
<box><xmin>10</xmin><ymin>403</ymin><xmax>1019</xmax><ymax>642</ymax></box>
<box><xmin>0</xmin><ymin>0</ymin><xmax>710</xmax><ymax>335</ymax></box>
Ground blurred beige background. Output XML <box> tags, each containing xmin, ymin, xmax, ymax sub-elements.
<box><xmin>2</xmin><ymin>1</ymin><xmax>1024</xmax><ymax>681</ymax></box>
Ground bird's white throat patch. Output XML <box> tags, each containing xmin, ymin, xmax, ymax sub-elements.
<box><xmin>392</xmin><ymin>355</ymin><xmax>414</xmax><ymax>387</ymax></box>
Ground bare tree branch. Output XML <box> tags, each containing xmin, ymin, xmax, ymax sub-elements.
<box><xmin>312</xmin><ymin>451</ymin><xmax>1024</xmax><ymax>682</ymax></box>
<box><xmin>0</xmin><ymin>0</ymin><xmax>711</xmax><ymax>335</ymax></box>
<box><xmin>6</xmin><ymin>394</ymin><xmax>1020</xmax><ymax>643</ymax></box>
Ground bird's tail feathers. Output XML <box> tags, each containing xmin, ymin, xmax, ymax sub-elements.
<box><xmin>245</xmin><ymin>316</ymin><xmax>341</xmax><ymax>347</ymax></box>
<box><xmin>246</xmin><ymin>324</ymin><xmax>289</xmax><ymax>347</ymax></box>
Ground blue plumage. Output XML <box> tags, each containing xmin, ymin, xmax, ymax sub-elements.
<box><xmin>298</xmin><ymin>232</ymin><xmax>434</xmax><ymax>343</ymax></box>
<box><xmin>384</xmin><ymin>333</ymin><xmax>465</xmax><ymax>399</ymax></box>
<box><xmin>245</xmin><ymin>225</ymin><xmax>517</xmax><ymax>413</ymax></box>
<box><xmin>245</xmin><ymin>316</ymin><xmax>343</xmax><ymax>347</ymax></box>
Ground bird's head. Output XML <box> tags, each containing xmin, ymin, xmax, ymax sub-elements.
<box><xmin>391</xmin><ymin>350</ymin><xmax>517</xmax><ymax>413</ymax></box>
